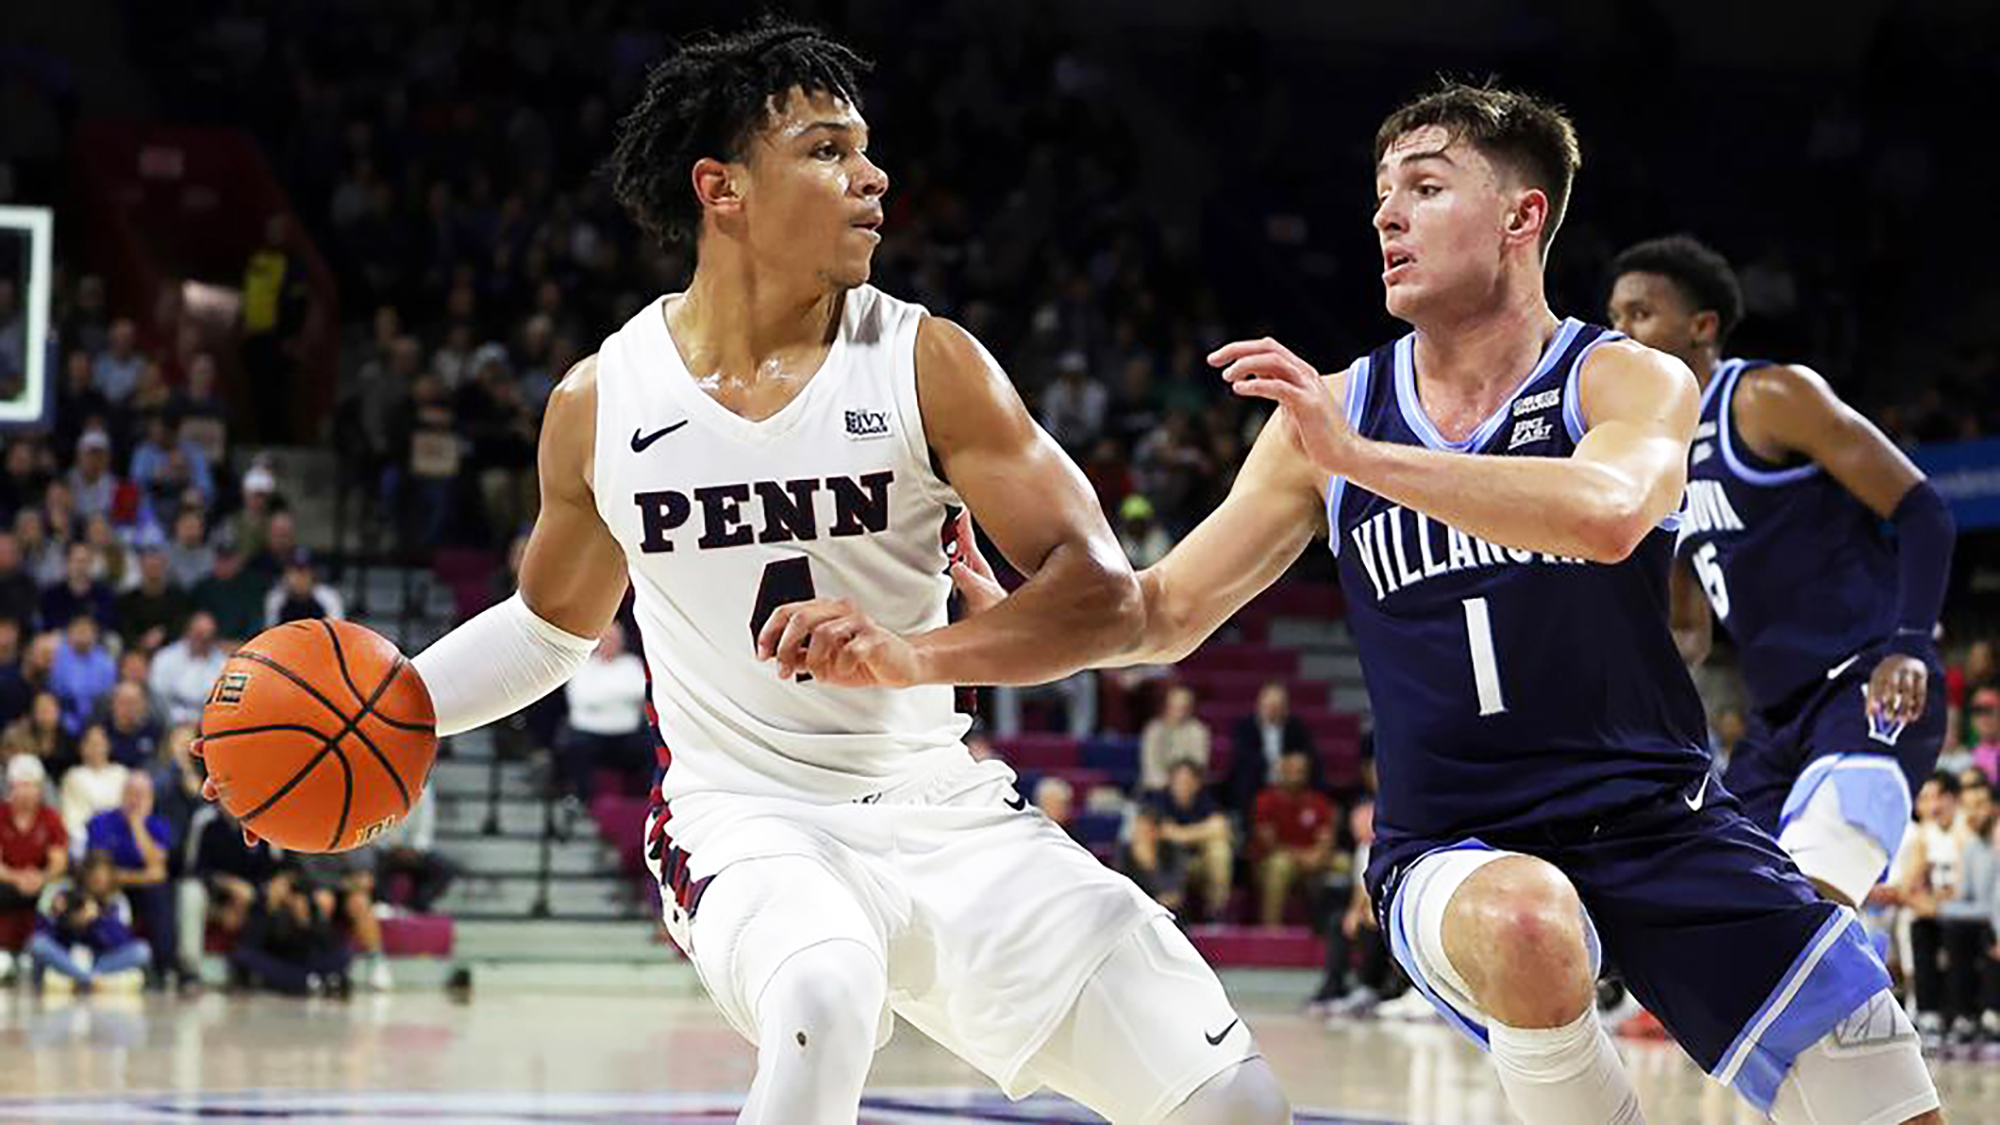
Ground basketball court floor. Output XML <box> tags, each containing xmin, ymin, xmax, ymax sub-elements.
<box><xmin>0</xmin><ymin>968</ymin><xmax>1992</xmax><ymax>1123</ymax></box>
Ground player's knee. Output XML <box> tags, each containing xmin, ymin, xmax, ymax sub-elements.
<box><xmin>757</xmin><ymin>941</ymin><xmax>884</xmax><ymax>1062</ymax></box>
<box><xmin>1164</xmin><ymin>1057</ymin><xmax>1291</xmax><ymax>1125</ymax></box>
<box><xmin>1448</xmin><ymin>859</ymin><xmax>1591</xmax><ymax>1022</ymax></box>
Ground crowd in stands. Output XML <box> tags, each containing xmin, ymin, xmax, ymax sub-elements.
<box><xmin>0</xmin><ymin>286</ymin><xmax>454</xmax><ymax>997</ymax></box>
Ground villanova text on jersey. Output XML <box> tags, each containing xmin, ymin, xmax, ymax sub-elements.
<box><xmin>1329</xmin><ymin>320</ymin><xmax>1711</xmax><ymax>842</ymax></box>
<box><xmin>1675</xmin><ymin>359</ymin><xmax>1901</xmax><ymax>712</ymax></box>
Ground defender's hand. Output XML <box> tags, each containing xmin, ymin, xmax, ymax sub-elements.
<box><xmin>1866</xmin><ymin>654</ymin><xmax>1928</xmax><ymax>724</ymax></box>
<box><xmin>947</xmin><ymin>511</ymin><xmax>1005</xmax><ymax>615</ymax></box>
<box><xmin>1209</xmin><ymin>337</ymin><xmax>1358</xmax><ymax>475</ymax></box>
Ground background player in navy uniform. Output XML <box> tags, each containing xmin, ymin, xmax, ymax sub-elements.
<box><xmin>789</xmin><ymin>83</ymin><xmax>1944</xmax><ymax>1122</ymax></box>
<box><xmin>1608</xmin><ymin>235</ymin><xmax>1955</xmax><ymax>910</ymax></box>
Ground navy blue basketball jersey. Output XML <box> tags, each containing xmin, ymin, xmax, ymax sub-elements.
<box><xmin>1328</xmin><ymin>319</ymin><xmax>1711</xmax><ymax>842</ymax></box>
<box><xmin>1675</xmin><ymin>359</ymin><xmax>1900</xmax><ymax>712</ymax></box>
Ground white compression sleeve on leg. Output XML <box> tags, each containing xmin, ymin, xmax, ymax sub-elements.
<box><xmin>410</xmin><ymin>593</ymin><xmax>601</xmax><ymax>736</ymax></box>
<box><xmin>1488</xmin><ymin>1008</ymin><xmax>1645</xmax><ymax>1124</ymax></box>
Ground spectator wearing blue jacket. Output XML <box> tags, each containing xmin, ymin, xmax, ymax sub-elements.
<box><xmin>27</xmin><ymin>850</ymin><xmax>151</xmax><ymax>992</ymax></box>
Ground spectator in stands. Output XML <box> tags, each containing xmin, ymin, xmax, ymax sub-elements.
<box><xmin>149</xmin><ymin>725</ymin><xmax>205</xmax><ymax>862</ymax></box>
<box><xmin>1033</xmin><ymin>775</ymin><xmax>1078</xmax><ymax>840</ymax></box>
<box><xmin>149</xmin><ymin>612</ymin><xmax>227</xmax><ymax>728</ymax></box>
<box><xmin>0</xmin><ymin>618</ymin><xmax>28</xmax><ymax>728</ymax></box>
<box><xmin>0</xmin><ymin>532</ymin><xmax>38</xmax><ymax>630</ymax></box>
<box><xmin>13</xmin><ymin>507</ymin><xmax>64</xmax><ymax>588</ymax></box>
<box><xmin>66</xmin><ymin>429</ymin><xmax>119</xmax><ymax>522</ymax></box>
<box><xmin>103</xmin><ymin>682</ymin><xmax>162</xmax><ymax>769</ymax></box>
<box><xmin>2</xmin><ymin>691</ymin><xmax>66</xmax><ymax>774</ymax></box>
<box><xmin>1115</xmin><ymin>494</ymin><xmax>1173</xmax><ymax>569</ymax></box>
<box><xmin>557</xmin><ymin>619</ymin><xmax>648</xmax><ymax>802</ymax></box>
<box><xmin>180</xmin><ymin>801</ymin><xmax>280</xmax><ymax>980</ymax></box>
<box><xmin>130</xmin><ymin>415</ymin><xmax>215</xmax><ymax>515</ymax></box>
<box><xmin>1946</xmin><ymin>640</ymin><xmax>1998</xmax><ymax>762</ymax></box>
<box><xmin>1252</xmin><ymin>748</ymin><xmax>1337</xmax><ymax>927</ymax></box>
<box><xmin>250</xmin><ymin>509</ymin><xmax>299</xmax><ymax>584</ymax></box>
<box><xmin>457</xmin><ymin>345</ymin><xmax>539</xmax><ymax>546</ymax></box>
<box><xmin>163</xmin><ymin>509</ymin><xmax>216</xmax><ymax>591</ymax></box>
<box><xmin>43</xmin><ymin>479</ymin><xmax>78</xmax><ymax>549</ymax></box>
<box><xmin>264</xmin><ymin>550</ymin><xmax>345</xmax><ymax>626</ymax></box>
<box><xmin>28</xmin><ymin>850</ymin><xmax>151</xmax><ymax>994</ymax></box>
<box><xmin>181</xmin><ymin>355</ymin><xmax>230</xmax><ymax>461</ymax></box>
<box><xmin>92</xmin><ymin>319</ymin><xmax>144</xmax><ymax>405</ymax></box>
<box><xmin>85</xmin><ymin>769</ymin><xmax>186</xmax><ymax>986</ymax></box>
<box><xmin>1912</xmin><ymin>774</ymin><xmax>1999</xmax><ymax>1047</ymax></box>
<box><xmin>295</xmin><ymin>850</ymin><xmax>390</xmax><ymax>991</ymax></box>
<box><xmin>41</xmin><ymin>542</ymin><xmax>116</xmax><ymax>636</ymax></box>
<box><xmin>59</xmin><ymin>723</ymin><xmax>127</xmax><ymax>843</ymax></box>
<box><xmin>0</xmin><ymin>755</ymin><xmax>66</xmax><ymax>984</ymax></box>
<box><xmin>116</xmin><ymin>548</ymin><xmax>190</xmax><ymax>653</ymax></box>
<box><xmin>50</xmin><ymin>614</ymin><xmax>117</xmax><ymax>737</ymax></box>
<box><xmin>1967</xmin><ymin>686</ymin><xmax>2000</xmax><ymax>784</ymax></box>
<box><xmin>230</xmin><ymin>865</ymin><xmax>352</xmax><ymax>997</ymax></box>
<box><xmin>1040</xmin><ymin>349</ymin><xmax>1107</xmax><ymax>451</ymax></box>
<box><xmin>240</xmin><ymin>216</ymin><xmax>308</xmax><ymax>442</ymax></box>
<box><xmin>373</xmin><ymin>785</ymin><xmax>454</xmax><ymax>915</ymax></box>
<box><xmin>1904</xmin><ymin>770</ymin><xmax>1964</xmax><ymax>1043</ymax></box>
<box><xmin>193</xmin><ymin>550</ymin><xmax>267</xmax><ymax>643</ymax></box>
<box><xmin>1228</xmin><ymin>681</ymin><xmax>1321</xmax><ymax>813</ymax></box>
<box><xmin>1128</xmin><ymin>759</ymin><xmax>1234</xmax><ymax>921</ymax></box>
<box><xmin>215</xmin><ymin>463</ymin><xmax>278</xmax><ymax>564</ymax></box>
<box><xmin>85</xmin><ymin>513</ymin><xmax>138</xmax><ymax>590</ymax></box>
<box><xmin>1139</xmin><ymin>683</ymin><xmax>1210</xmax><ymax>792</ymax></box>
<box><xmin>1310</xmin><ymin>797</ymin><xmax>1390</xmax><ymax>1018</ymax></box>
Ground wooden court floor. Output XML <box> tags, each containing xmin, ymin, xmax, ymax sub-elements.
<box><xmin>0</xmin><ymin>983</ymin><xmax>1993</xmax><ymax>1122</ymax></box>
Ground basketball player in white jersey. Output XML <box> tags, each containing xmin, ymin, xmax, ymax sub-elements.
<box><xmin>299</xmin><ymin>21</ymin><xmax>1285</xmax><ymax>1125</ymax></box>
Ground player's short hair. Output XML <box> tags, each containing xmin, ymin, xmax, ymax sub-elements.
<box><xmin>1611</xmin><ymin>235</ymin><xmax>1746</xmax><ymax>343</ymax></box>
<box><xmin>1375</xmin><ymin>81</ymin><xmax>1581</xmax><ymax>255</ymax></box>
<box><xmin>606</xmin><ymin>18</ymin><xmax>872</xmax><ymax>249</ymax></box>
<box><xmin>1927</xmin><ymin>769</ymin><xmax>1962</xmax><ymax>796</ymax></box>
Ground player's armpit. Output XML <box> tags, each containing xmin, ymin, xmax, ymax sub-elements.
<box><xmin>1124</xmin><ymin>404</ymin><xmax>1326</xmax><ymax>666</ymax></box>
<box><xmin>1668</xmin><ymin>559</ymin><xmax>1713</xmax><ymax>667</ymax></box>
<box><xmin>517</xmin><ymin>355</ymin><xmax>630</xmax><ymax>637</ymax></box>
<box><xmin>1732</xmin><ymin>363</ymin><xmax>1924</xmax><ymax>519</ymax></box>
<box><xmin>892</xmin><ymin>316</ymin><xmax>1142</xmax><ymax>686</ymax></box>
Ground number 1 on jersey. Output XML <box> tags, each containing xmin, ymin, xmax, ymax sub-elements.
<box><xmin>751</xmin><ymin>557</ymin><xmax>819</xmax><ymax>681</ymax></box>
<box><xmin>1462</xmin><ymin>597</ymin><xmax>1507</xmax><ymax>716</ymax></box>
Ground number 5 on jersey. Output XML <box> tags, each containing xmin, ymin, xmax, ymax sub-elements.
<box><xmin>751</xmin><ymin>557</ymin><xmax>819</xmax><ymax>682</ymax></box>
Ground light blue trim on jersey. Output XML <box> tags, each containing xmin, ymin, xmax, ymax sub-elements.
<box><xmin>1325</xmin><ymin>356</ymin><xmax>1373</xmax><ymax>558</ymax></box>
<box><xmin>1392</xmin><ymin>319</ymin><xmax>1586</xmax><ymax>453</ymax></box>
<box><xmin>1558</xmin><ymin>327</ymin><xmax>1628</xmax><ymax>442</ymax></box>
<box><xmin>1709</xmin><ymin>910</ymin><xmax>1893</xmax><ymax>1113</ymax></box>
<box><xmin>1779</xmin><ymin>753</ymin><xmax>1914</xmax><ymax>882</ymax></box>
<box><xmin>1718</xmin><ymin>359</ymin><xmax>1820</xmax><ymax>487</ymax></box>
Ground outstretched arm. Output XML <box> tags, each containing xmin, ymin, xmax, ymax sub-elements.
<box><xmin>945</xmin><ymin>394</ymin><xmax>1329</xmax><ymax>668</ymax></box>
<box><xmin>1733</xmin><ymin>363</ymin><xmax>1954</xmax><ymax>722</ymax></box>
<box><xmin>758</xmin><ymin>317</ymin><xmax>1141</xmax><ymax>687</ymax></box>
<box><xmin>1213</xmin><ymin>336</ymin><xmax>1699</xmax><ymax>564</ymax></box>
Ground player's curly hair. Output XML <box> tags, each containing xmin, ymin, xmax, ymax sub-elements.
<box><xmin>1610</xmin><ymin>235</ymin><xmax>1746</xmax><ymax>344</ymax></box>
<box><xmin>606</xmin><ymin>18</ymin><xmax>872</xmax><ymax>249</ymax></box>
<box><xmin>1375</xmin><ymin>81</ymin><xmax>1581</xmax><ymax>255</ymax></box>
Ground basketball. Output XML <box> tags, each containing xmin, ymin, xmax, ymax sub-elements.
<box><xmin>199</xmin><ymin>619</ymin><xmax>438</xmax><ymax>853</ymax></box>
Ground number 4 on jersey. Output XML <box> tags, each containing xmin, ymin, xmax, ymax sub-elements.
<box><xmin>751</xmin><ymin>557</ymin><xmax>819</xmax><ymax>681</ymax></box>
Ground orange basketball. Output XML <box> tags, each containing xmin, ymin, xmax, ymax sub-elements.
<box><xmin>198</xmin><ymin>619</ymin><xmax>438</xmax><ymax>853</ymax></box>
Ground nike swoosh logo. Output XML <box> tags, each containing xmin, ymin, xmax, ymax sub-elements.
<box><xmin>1205</xmin><ymin>1018</ymin><xmax>1240</xmax><ymax>1046</ymax></box>
<box><xmin>1684</xmin><ymin>772</ymin><xmax>1712</xmax><ymax>812</ymax></box>
<box><xmin>1826</xmin><ymin>654</ymin><xmax>1861</xmax><ymax>681</ymax></box>
<box><xmin>1004</xmin><ymin>795</ymin><xmax>1028</xmax><ymax>812</ymax></box>
<box><xmin>630</xmin><ymin>420</ymin><xmax>690</xmax><ymax>452</ymax></box>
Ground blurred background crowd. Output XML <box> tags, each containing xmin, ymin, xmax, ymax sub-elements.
<box><xmin>2</xmin><ymin>0</ymin><xmax>1997</xmax><ymax>1050</ymax></box>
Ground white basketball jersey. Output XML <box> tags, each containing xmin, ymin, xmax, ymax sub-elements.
<box><xmin>593</xmin><ymin>286</ymin><xmax>974</xmax><ymax>804</ymax></box>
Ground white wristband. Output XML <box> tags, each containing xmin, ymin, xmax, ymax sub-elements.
<box><xmin>411</xmin><ymin>593</ymin><xmax>602</xmax><ymax>737</ymax></box>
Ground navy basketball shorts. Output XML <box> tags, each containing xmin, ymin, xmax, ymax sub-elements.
<box><xmin>1367</xmin><ymin>785</ymin><xmax>1891</xmax><ymax>1115</ymax></box>
<box><xmin>1728</xmin><ymin>643</ymin><xmax>1949</xmax><ymax>835</ymax></box>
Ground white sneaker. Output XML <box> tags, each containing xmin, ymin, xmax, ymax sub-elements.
<box><xmin>367</xmin><ymin>958</ymin><xmax>393</xmax><ymax>992</ymax></box>
<box><xmin>1377</xmin><ymin>990</ymin><xmax>1440</xmax><ymax>1022</ymax></box>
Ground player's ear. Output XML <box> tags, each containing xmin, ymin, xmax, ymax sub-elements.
<box><xmin>1504</xmin><ymin>187</ymin><xmax>1548</xmax><ymax>249</ymax></box>
<box><xmin>1690</xmin><ymin>310</ymin><xmax>1721</xmax><ymax>349</ymax></box>
<box><xmin>691</xmin><ymin>157</ymin><xmax>744</xmax><ymax>219</ymax></box>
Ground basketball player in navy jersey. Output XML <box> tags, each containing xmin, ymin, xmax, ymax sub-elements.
<box><xmin>785</xmin><ymin>83</ymin><xmax>1942</xmax><ymax>1121</ymax></box>
<box><xmin>1608</xmin><ymin>235</ymin><xmax>1954</xmax><ymax>912</ymax></box>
